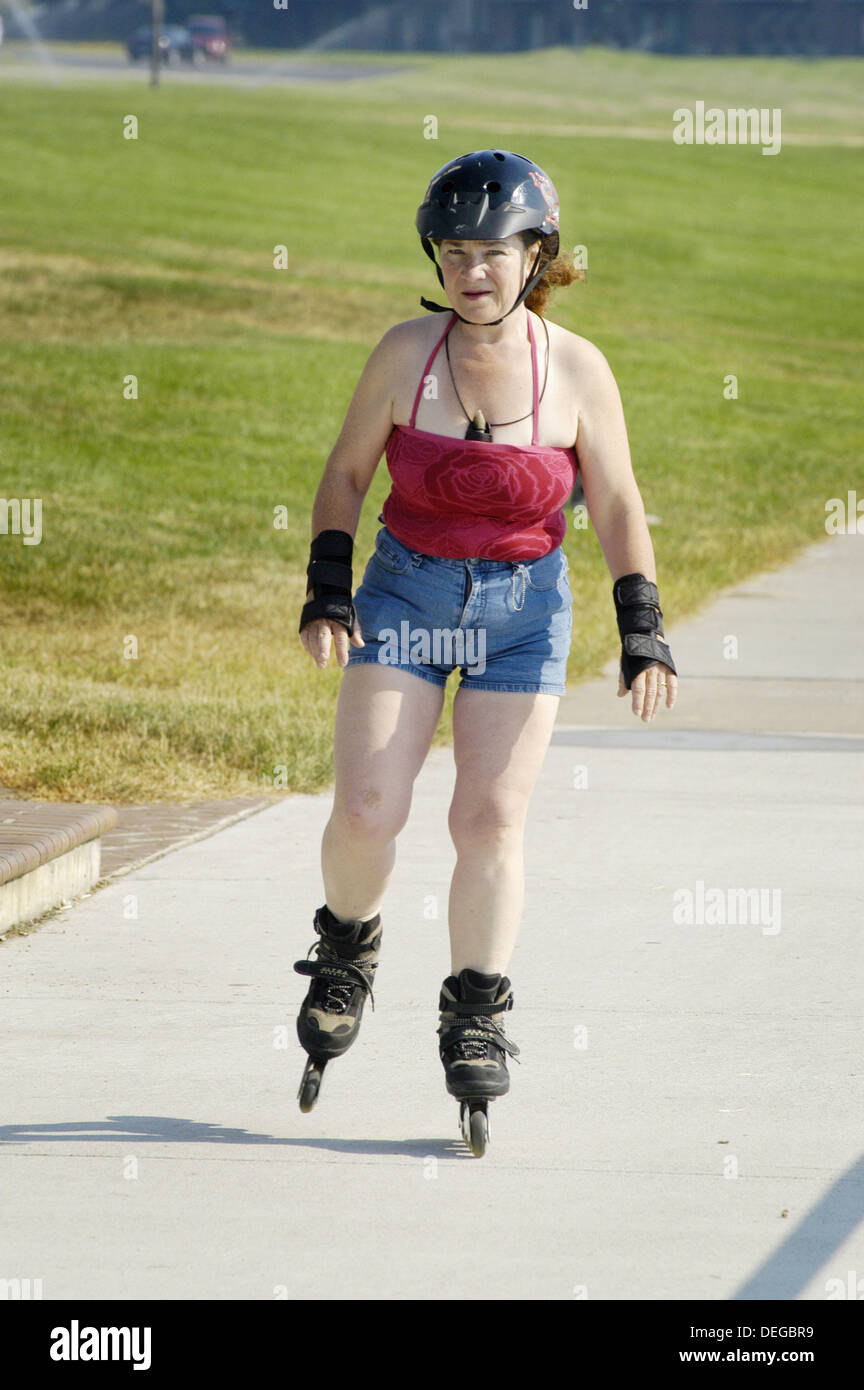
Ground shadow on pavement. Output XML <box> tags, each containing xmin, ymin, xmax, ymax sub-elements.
<box><xmin>0</xmin><ymin>1114</ymin><xmax>473</xmax><ymax>1159</ymax></box>
<box><xmin>733</xmin><ymin>1152</ymin><xmax>864</xmax><ymax>1300</ymax></box>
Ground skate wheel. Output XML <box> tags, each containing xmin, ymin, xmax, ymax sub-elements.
<box><xmin>468</xmin><ymin>1108</ymin><xmax>488</xmax><ymax>1157</ymax></box>
<box><xmin>298</xmin><ymin>1058</ymin><xmax>326</xmax><ymax>1113</ymax></box>
<box><xmin>460</xmin><ymin>1100</ymin><xmax>489</xmax><ymax>1158</ymax></box>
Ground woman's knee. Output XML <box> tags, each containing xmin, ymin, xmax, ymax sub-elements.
<box><xmin>330</xmin><ymin>787</ymin><xmax>411</xmax><ymax>843</ymax></box>
<box><xmin>447</xmin><ymin>792</ymin><xmax>527</xmax><ymax>851</ymax></box>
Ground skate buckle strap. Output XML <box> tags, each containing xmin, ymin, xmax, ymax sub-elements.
<box><xmin>443</xmin><ymin>994</ymin><xmax>513</xmax><ymax>1017</ymax></box>
<box><xmin>293</xmin><ymin>958</ymin><xmax>376</xmax><ymax>1011</ymax></box>
<box><xmin>316</xmin><ymin>934</ymin><xmax>381</xmax><ymax>963</ymax></box>
<box><xmin>438</xmin><ymin>1016</ymin><xmax>521</xmax><ymax>1062</ymax></box>
<box><xmin>311</xmin><ymin>910</ymin><xmax>382</xmax><ymax>961</ymax></box>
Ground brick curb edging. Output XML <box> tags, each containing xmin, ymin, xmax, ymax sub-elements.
<box><xmin>0</xmin><ymin>794</ymin><xmax>282</xmax><ymax>939</ymax></box>
<box><xmin>0</xmin><ymin>802</ymin><xmax>117</xmax><ymax>885</ymax></box>
<box><xmin>0</xmin><ymin>801</ymin><xmax>118</xmax><ymax>938</ymax></box>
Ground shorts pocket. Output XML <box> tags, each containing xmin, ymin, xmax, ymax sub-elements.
<box><xmin>372</xmin><ymin>531</ymin><xmax>412</xmax><ymax>575</ymax></box>
<box><xmin>524</xmin><ymin>547</ymin><xmax>565</xmax><ymax>591</ymax></box>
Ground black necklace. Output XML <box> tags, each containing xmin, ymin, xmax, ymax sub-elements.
<box><xmin>445</xmin><ymin>317</ymin><xmax>551</xmax><ymax>442</ymax></box>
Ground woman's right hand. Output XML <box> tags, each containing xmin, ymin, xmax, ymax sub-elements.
<box><xmin>300</xmin><ymin>589</ymin><xmax>365</xmax><ymax>669</ymax></box>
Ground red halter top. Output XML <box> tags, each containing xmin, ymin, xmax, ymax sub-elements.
<box><xmin>381</xmin><ymin>313</ymin><xmax>578</xmax><ymax>562</ymax></box>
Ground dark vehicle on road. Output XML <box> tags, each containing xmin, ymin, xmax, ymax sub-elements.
<box><xmin>127</xmin><ymin>25</ymin><xmax>196</xmax><ymax>64</ymax></box>
<box><xmin>187</xmin><ymin>15</ymin><xmax>232</xmax><ymax>62</ymax></box>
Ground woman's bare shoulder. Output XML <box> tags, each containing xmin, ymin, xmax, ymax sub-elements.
<box><xmin>359</xmin><ymin>317</ymin><xmax>444</xmax><ymax>402</ymax></box>
<box><xmin>347</xmin><ymin>317</ymin><xmax>443</xmax><ymax>421</ymax></box>
<box><xmin>341</xmin><ymin>316</ymin><xmax>425</xmax><ymax>390</ymax></box>
<box><xmin>543</xmin><ymin>317</ymin><xmax>615</xmax><ymax>381</ymax></box>
<box><xmin>374</xmin><ymin>315</ymin><xmax>443</xmax><ymax>353</ymax></box>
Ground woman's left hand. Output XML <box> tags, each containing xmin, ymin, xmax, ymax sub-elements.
<box><xmin>617</xmin><ymin>662</ymin><xmax>677</xmax><ymax>722</ymax></box>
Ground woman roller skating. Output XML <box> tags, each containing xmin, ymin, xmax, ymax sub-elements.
<box><xmin>296</xmin><ymin>150</ymin><xmax>678</xmax><ymax>1155</ymax></box>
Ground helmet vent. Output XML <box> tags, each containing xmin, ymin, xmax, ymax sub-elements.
<box><xmin>493</xmin><ymin>151</ymin><xmax>506</xmax><ymax>161</ymax></box>
<box><xmin>484</xmin><ymin>180</ymin><xmax>501</xmax><ymax>193</ymax></box>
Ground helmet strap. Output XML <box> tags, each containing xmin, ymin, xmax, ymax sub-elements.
<box><xmin>421</xmin><ymin>235</ymin><xmax>445</xmax><ymax>290</ymax></box>
<box><xmin>420</xmin><ymin>295</ymin><xmax>463</xmax><ymax>316</ymax></box>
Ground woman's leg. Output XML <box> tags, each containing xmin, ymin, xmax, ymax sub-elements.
<box><xmin>322</xmin><ymin>663</ymin><xmax>446</xmax><ymax>920</ymax></box>
<box><xmin>447</xmin><ymin>688</ymin><xmax>560</xmax><ymax>973</ymax></box>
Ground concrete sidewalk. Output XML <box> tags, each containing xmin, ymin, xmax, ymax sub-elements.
<box><xmin>1</xmin><ymin>534</ymin><xmax>862</xmax><ymax>1301</ymax></box>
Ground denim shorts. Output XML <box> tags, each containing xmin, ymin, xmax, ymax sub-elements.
<box><xmin>345</xmin><ymin>523</ymin><xmax>573</xmax><ymax>695</ymax></box>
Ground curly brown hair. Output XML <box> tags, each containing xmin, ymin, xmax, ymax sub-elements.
<box><xmin>521</xmin><ymin>232</ymin><xmax>585</xmax><ymax>317</ymax></box>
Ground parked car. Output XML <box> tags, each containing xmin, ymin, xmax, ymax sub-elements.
<box><xmin>127</xmin><ymin>25</ymin><xmax>196</xmax><ymax>64</ymax></box>
<box><xmin>187</xmin><ymin>14</ymin><xmax>231</xmax><ymax>62</ymax></box>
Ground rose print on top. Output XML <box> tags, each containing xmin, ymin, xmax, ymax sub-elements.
<box><xmin>382</xmin><ymin>426</ymin><xmax>577</xmax><ymax>562</ymax></box>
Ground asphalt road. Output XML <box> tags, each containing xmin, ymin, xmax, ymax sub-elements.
<box><xmin>0</xmin><ymin>45</ymin><xmax>410</xmax><ymax>86</ymax></box>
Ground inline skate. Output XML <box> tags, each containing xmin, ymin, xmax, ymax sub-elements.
<box><xmin>437</xmin><ymin>968</ymin><xmax>520</xmax><ymax>1157</ymax></box>
<box><xmin>294</xmin><ymin>904</ymin><xmax>382</xmax><ymax>1112</ymax></box>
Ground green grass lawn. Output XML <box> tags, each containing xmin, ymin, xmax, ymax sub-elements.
<box><xmin>0</xmin><ymin>47</ymin><xmax>861</xmax><ymax>800</ymax></box>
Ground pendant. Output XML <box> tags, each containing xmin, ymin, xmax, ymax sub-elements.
<box><xmin>464</xmin><ymin>408</ymin><xmax>493</xmax><ymax>443</ymax></box>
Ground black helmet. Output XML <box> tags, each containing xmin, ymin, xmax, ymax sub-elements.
<box><xmin>416</xmin><ymin>149</ymin><xmax>560</xmax><ymax>323</ymax></box>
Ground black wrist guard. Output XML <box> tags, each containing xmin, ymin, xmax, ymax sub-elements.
<box><xmin>612</xmin><ymin>572</ymin><xmax>677</xmax><ymax>690</ymax></box>
<box><xmin>299</xmin><ymin>529</ymin><xmax>356</xmax><ymax>637</ymax></box>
